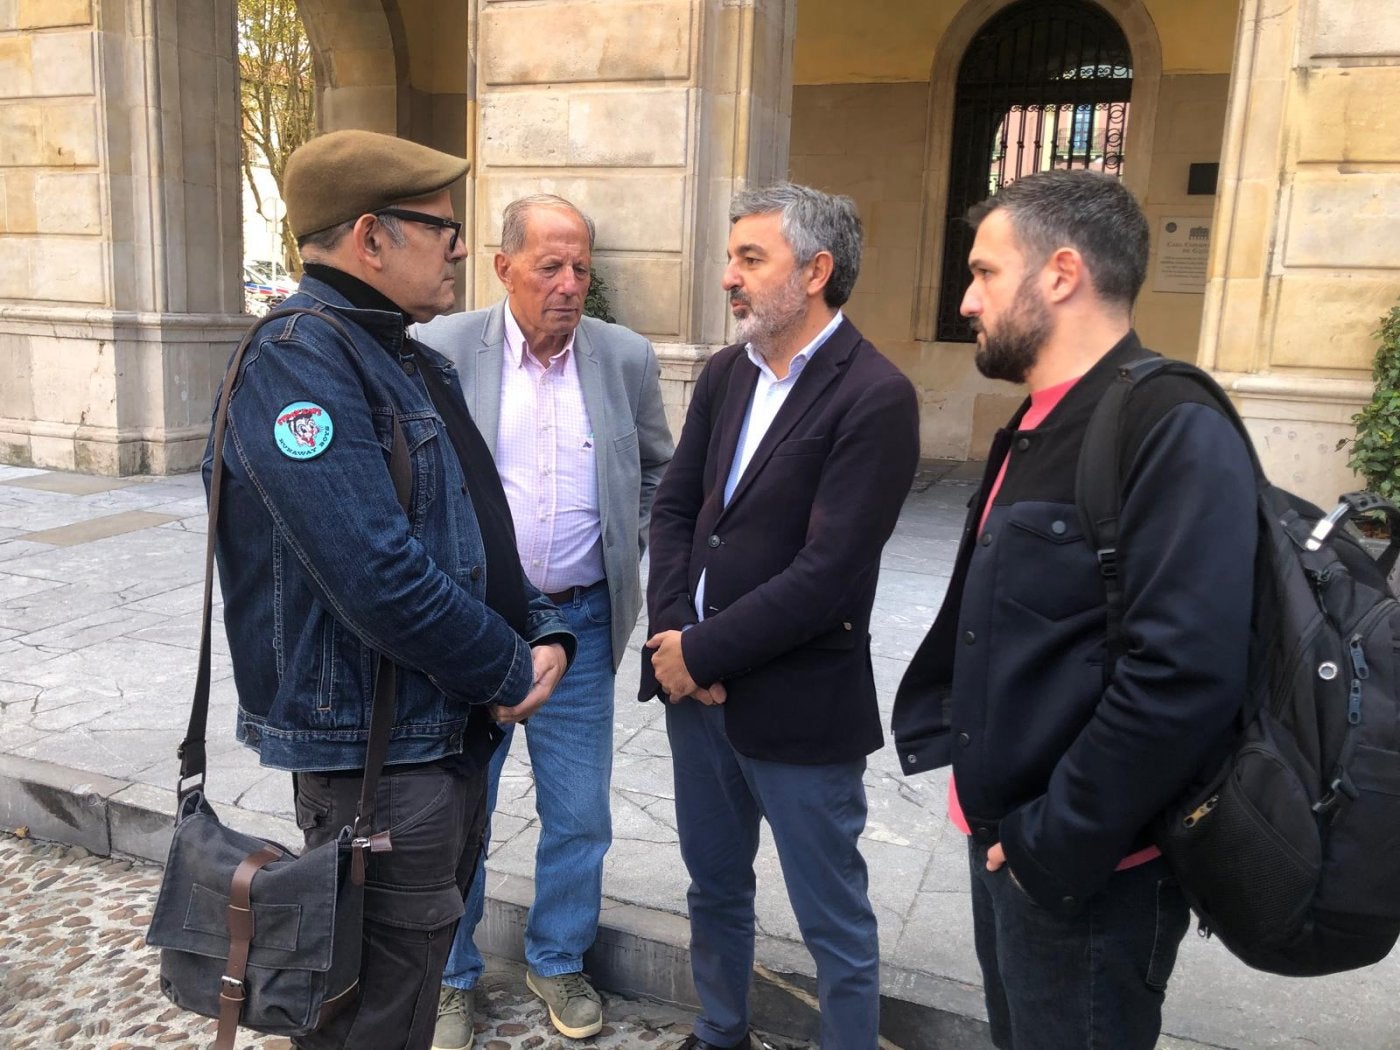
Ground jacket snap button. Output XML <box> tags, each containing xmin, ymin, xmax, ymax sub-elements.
<box><xmin>975</xmin><ymin>826</ymin><xmax>991</xmax><ymax>841</ymax></box>
<box><xmin>957</xmin><ymin>732</ymin><xmax>971</xmax><ymax>747</ymax></box>
<box><xmin>1051</xmin><ymin>520</ymin><xmax>1067</xmax><ymax>535</ymax></box>
<box><xmin>1061</xmin><ymin>896</ymin><xmax>1076</xmax><ymax>907</ymax></box>
<box><xmin>842</xmin><ymin>621</ymin><xmax>852</xmax><ymax>630</ymax></box>
<box><xmin>906</xmin><ymin>753</ymin><xmax>917</xmax><ymax>764</ymax></box>
<box><xmin>1016</xmin><ymin>437</ymin><xmax>1030</xmax><ymax>451</ymax></box>
<box><xmin>979</xmin><ymin>532</ymin><xmax>992</xmax><ymax>546</ymax></box>
<box><xmin>708</xmin><ymin>534</ymin><xmax>721</xmax><ymax>548</ymax></box>
<box><xmin>402</xmin><ymin>358</ymin><xmax>417</xmax><ymax>375</ymax></box>
<box><xmin>469</xmin><ymin>565</ymin><xmax>482</xmax><ymax>580</ymax></box>
<box><xmin>963</xmin><ymin>630</ymin><xmax>976</xmax><ymax>645</ymax></box>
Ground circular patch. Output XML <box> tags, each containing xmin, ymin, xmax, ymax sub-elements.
<box><xmin>274</xmin><ymin>401</ymin><xmax>334</xmax><ymax>459</ymax></box>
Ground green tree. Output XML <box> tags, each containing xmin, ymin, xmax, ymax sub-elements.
<box><xmin>238</xmin><ymin>0</ymin><xmax>315</xmax><ymax>274</ymax></box>
<box><xmin>1350</xmin><ymin>298</ymin><xmax>1400</xmax><ymax>503</ymax></box>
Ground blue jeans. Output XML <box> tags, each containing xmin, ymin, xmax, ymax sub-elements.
<box><xmin>443</xmin><ymin>581</ymin><xmax>615</xmax><ymax>987</ymax></box>
<box><xmin>968</xmin><ymin>839</ymin><xmax>1190</xmax><ymax>1050</ymax></box>
<box><xmin>666</xmin><ymin>698</ymin><xmax>880</xmax><ymax>1050</ymax></box>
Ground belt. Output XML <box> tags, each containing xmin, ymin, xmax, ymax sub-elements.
<box><xmin>543</xmin><ymin>580</ymin><xmax>604</xmax><ymax>605</ymax></box>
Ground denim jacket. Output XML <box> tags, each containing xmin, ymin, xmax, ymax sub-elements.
<box><xmin>204</xmin><ymin>276</ymin><xmax>573</xmax><ymax>772</ymax></box>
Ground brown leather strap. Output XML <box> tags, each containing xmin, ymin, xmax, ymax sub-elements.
<box><xmin>213</xmin><ymin>843</ymin><xmax>283</xmax><ymax>1050</ymax></box>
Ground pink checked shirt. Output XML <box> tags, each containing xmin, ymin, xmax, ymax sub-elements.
<box><xmin>496</xmin><ymin>305</ymin><xmax>604</xmax><ymax>594</ymax></box>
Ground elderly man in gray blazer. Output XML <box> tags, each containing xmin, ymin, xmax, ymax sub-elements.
<box><xmin>414</xmin><ymin>194</ymin><xmax>672</xmax><ymax>1049</ymax></box>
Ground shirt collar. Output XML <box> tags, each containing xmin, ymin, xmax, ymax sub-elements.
<box><xmin>744</xmin><ymin>310</ymin><xmax>844</xmax><ymax>382</ymax></box>
<box><xmin>504</xmin><ymin>299</ymin><xmax>577</xmax><ymax>368</ymax></box>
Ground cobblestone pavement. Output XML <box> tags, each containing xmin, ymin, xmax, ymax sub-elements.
<box><xmin>0</xmin><ymin>832</ymin><xmax>807</xmax><ymax>1050</ymax></box>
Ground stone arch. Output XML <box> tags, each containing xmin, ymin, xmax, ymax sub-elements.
<box><xmin>912</xmin><ymin>0</ymin><xmax>1162</xmax><ymax>340</ymax></box>
<box><xmin>294</xmin><ymin>0</ymin><xmax>405</xmax><ymax>135</ymax></box>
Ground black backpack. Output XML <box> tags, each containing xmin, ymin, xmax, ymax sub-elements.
<box><xmin>1076</xmin><ymin>355</ymin><xmax>1400</xmax><ymax>977</ymax></box>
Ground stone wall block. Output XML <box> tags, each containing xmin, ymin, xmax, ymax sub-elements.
<box><xmin>34</xmin><ymin>172</ymin><xmax>98</xmax><ymax>233</ymax></box>
<box><xmin>1269</xmin><ymin>273</ymin><xmax>1397</xmax><ymax>371</ymax></box>
<box><xmin>1283</xmin><ymin>174</ymin><xmax>1400</xmax><ymax>270</ymax></box>
<box><xmin>16</xmin><ymin>0</ymin><xmax>88</xmax><ymax>29</ymax></box>
<box><xmin>0</xmin><ymin>331</ymin><xmax>35</xmax><ymax>418</ymax></box>
<box><xmin>1305</xmin><ymin>0</ymin><xmax>1400</xmax><ymax>58</ymax></box>
<box><xmin>600</xmin><ymin>255</ymin><xmax>683</xmax><ymax>338</ymax></box>
<box><xmin>0</xmin><ymin>0</ymin><xmax>15</xmax><ymax>31</ymax></box>
<box><xmin>319</xmin><ymin>85</ymin><xmax>397</xmax><ymax>135</ymax></box>
<box><xmin>28</xmin><ymin>333</ymin><xmax>113</xmax><ymax>425</ymax></box>
<box><xmin>0</xmin><ymin>103</ymin><xmax>41</xmax><ymax>165</ymax></box>
<box><xmin>481</xmin><ymin>2</ymin><xmax>690</xmax><ymax>85</ymax></box>
<box><xmin>3</xmin><ymin>167</ymin><xmax>35</xmax><ymax>231</ymax></box>
<box><xmin>28</xmin><ymin>30</ymin><xmax>94</xmax><ymax>96</ymax></box>
<box><xmin>478</xmin><ymin>173</ymin><xmax>687</xmax><ymax>253</ymax></box>
<box><xmin>29</xmin><ymin>235</ymin><xmax>104</xmax><ymax>304</ymax></box>
<box><xmin>479</xmin><ymin>93</ymin><xmax>569</xmax><ymax>166</ymax></box>
<box><xmin>1296</xmin><ymin>69</ymin><xmax>1400</xmax><ymax>164</ymax></box>
<box><xmin>0</xmin><ymin>35</ymin><xmax>32</xmax><ymax>97</ymax></box>
<box><xmin>39</xmin><ymin>100</ymin><xmax>98</xmax><ymax>166</ymax></box>
<box><xmin>0</xmin><ymin>235</ymin><xmax>31</xmax><ymax>298</ymax></box>
<box><xmin>567</xmin><ymin>90</ymin><xmax>689</xmax><ymax>167</ymax></box>
<box><xmin>328</xmin><ymin>47</ymin><xmax>397</xmax><ymax>88</ymax></box>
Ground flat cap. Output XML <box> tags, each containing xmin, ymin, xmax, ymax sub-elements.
<box><xmin>284</xmin><ymin>129</ymin><xmax>470</xmax><ymax>239</ymax></box>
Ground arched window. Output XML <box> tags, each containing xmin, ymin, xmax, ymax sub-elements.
<box><xmin>935</xmin><ymin>0</ymin><xmax>1133</xmax><ymax>342</ymax></box>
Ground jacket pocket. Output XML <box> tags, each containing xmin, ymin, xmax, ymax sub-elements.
<box><xmin>772</xmin><ymin>436</ymin><xmax>827</xmax><ymax>457</ymax></box>
<box><xmin>997</xmin><ymin>505</ymin><xmax>1102</xmax><ymax>621</ymax></box>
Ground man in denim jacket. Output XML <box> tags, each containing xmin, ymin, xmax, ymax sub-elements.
<box><xmin>205</xmin><ymin>130</ymin><xmax>575</xmax><ymax>1050</ymax></box>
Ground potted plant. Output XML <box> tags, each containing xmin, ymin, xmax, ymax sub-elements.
<box><xmin>585</xmin><ymin>267</ymin><xmax>617</xmax><ymax>324</ymax></box>
<box><xmin>1348</xmin><ymin>297</ymin><xmax>1400</xmax><ymax>562</ymax></box>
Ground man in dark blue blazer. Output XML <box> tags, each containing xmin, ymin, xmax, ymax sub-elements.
<box><xmin>640</xmin><ymin>183</ymin><xmax>920</xmax><ymax>1050</ymax></box>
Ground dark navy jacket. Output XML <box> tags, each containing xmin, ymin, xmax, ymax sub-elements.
<box><xmin>205</xmin><ymin>277</ymin><xmax>572</xmax><ymax>772</ymax></box>
<box><xmin>892</xmin><ymin>333</ymin><xmax>1256</xmax><ymax>912</ymax></box>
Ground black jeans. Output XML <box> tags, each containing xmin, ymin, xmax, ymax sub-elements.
<box><xmin>291</xmin><ymin>762</ymin><xmax>488</xmax><ymax>1050</ymax></box>
<box><xmin>968</xmin><ymin>839</ymin><xmax>1190</xmax><ymax>1050</ymax></box>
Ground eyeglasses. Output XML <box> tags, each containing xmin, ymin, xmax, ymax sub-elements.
<box><xmin>374</xmin><ymin>208</ymin><xmax>464</xmax><ymax>252</ymax></box>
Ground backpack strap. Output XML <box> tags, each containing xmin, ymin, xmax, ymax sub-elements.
<box><xmin>1075</xmin><ymin>356</ymin><xmax>1263</xmax><ymax>671</ymax></box>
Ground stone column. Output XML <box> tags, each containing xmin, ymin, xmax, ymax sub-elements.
<box><xmin>471</xmin><ymin>0</ymin><xmax>794</xmax><ymax>430</ymax></box>
<box><xmin>0</xmin><ymin>0</ymin><xmax>245</xmax><ymax>474</ymax></box>
<box><xmin>1201</xmin><ymin>0</ymin><xmax>1400</xmax><ymax>503</ymax></box>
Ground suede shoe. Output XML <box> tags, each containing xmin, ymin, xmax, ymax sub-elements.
<box><xmin>525</xmin><ymin>968</ymin><xmax>604</xmax><ymax>1038</ymax></box>
<box><xmin>432</xmin><ymin>985</ymin><xmax>475</xmax><ymax>1050</ymax></box>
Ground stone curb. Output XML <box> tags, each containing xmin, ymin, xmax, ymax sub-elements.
<box><xmin>0</xmin><ymin>752</ymin><xmax>1004</xmax><ymax>1049</ymax></box>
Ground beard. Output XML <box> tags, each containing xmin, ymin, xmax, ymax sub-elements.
<box><xmin>732</xmin><ymin>269</ymin><xmax>808</xmax><ymax>359</ymax></box>
<box><xmin>972</xmin><ymin>275</ymin><xmax>1052</xmax><ymax>384</ymax></box>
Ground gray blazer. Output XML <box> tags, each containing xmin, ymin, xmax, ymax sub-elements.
<box><xmin>414</xmin><ymin>299</ymin><xmax>673</xmax><ymax>669</ymax></box>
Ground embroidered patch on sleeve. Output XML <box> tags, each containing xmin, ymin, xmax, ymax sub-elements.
<box><xmin>274</xmin><ymin>401</ymin><xmax>334</xmax><ymax>459</ymax></box>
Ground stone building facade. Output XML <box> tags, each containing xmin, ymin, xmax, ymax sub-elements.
<box><xmin>1</xmin><ymin>0</ymin><xmax>1396</xmax><ymax>505</ymax></box>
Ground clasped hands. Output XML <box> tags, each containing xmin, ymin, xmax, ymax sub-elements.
<box><xmin>489</xmin><ymin>641</ymin><xmax>567</xmax><ymax>726</ymax></box>
<box><xmin>645</xmin><ymin>629</ymin><xmax>727</xmax><ymax>705</ymax></box>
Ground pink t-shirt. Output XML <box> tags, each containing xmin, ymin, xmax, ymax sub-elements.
<box><xmin>951</xmin><ymin>374</ymin><xmax>1159</xmax><ymax>871</ymax></box>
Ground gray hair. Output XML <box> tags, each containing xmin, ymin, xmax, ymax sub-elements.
<box><xmin>729</xmin><ymin>182</ymin><xmax>863</xmax><ymax>308</ymax></box>
<box><xmin>967</xmin><ymin>170</ymin><xmax>1148</xmax><ymax>308</ymax></box>
<box><xmin>500</xmin><ymin>194</ymin><xmax>596</xmax><ymax>254</ymax></box>
<box><xmin>297</xmin><ymin>212</ymin><xmax>406</xmax><ymax>254</ymax></box>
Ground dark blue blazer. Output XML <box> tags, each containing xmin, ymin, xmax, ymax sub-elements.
<box><xmin>640</xmin><ymin>318</ymin><xmax>920</xmax><ymax>764</ymax></box>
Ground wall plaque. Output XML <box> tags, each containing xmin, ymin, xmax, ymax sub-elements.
<box><xmin>1152</xmin><ymin>216</ymin><xmax>1211</xmax><ymax>295</ymax></box>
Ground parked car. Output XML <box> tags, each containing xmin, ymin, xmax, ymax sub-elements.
<box><xmin>243</xmin><ymin>265</ymin><xmax>286</xmax><ymax>316</ymax></box>
<box><xmin>246</xmin><ymin>260</ymin><xmax>298</xmax><ymax>298</ymax></box>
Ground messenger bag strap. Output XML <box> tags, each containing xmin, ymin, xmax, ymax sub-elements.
<box><xmin>213</xmin><ymin>842</ymin><xmax>284</xmax><ymax>1050</ymax></box>
<box><xmin>179</xmin><ymin>308</ymin><xmax>357</xmax><ymax>795</ymax></box>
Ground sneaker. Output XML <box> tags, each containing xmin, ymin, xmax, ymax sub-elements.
<box><xmin>432</xmin><ymin>984</ymin><xmax>475</xmax><ymax>1050</ymax></box>
<box><xmin>525</xmin><ymin>968</ymin><xmax>603</xmax><ymax>1038</ymax></box>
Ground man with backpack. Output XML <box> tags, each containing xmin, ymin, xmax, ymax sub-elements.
<box><xmin>892</xmin><ymin>169</ymin><xmax>1258</xmax><ymax>1049</ymax></box>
